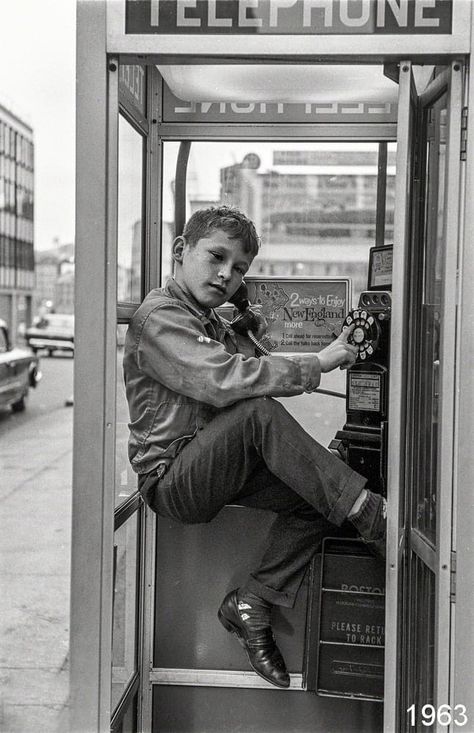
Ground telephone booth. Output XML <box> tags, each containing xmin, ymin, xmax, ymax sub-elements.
<box><xmin>71</xmin><ymin>2</ymin><xmax>474</xmax><ymax>731</ymax></box>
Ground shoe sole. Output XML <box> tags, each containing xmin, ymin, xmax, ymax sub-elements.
<box><xmin>217</xmin><ymin>609</ymin><xmax>290</xmax><ymax>689</ymax></box>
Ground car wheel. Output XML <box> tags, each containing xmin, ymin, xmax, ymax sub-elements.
<box><xmin>11</xmin><ymin>395</ymin><xmax>26</xmax><ymax>412</ymax></box>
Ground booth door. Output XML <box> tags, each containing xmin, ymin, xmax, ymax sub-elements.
<box><xmin>402</xmin><ymin>62</ymin><xmax>463</xmax><ymax>732</ymax></box>
<box><xmin>112</xmin><ymin>64</ymin><xmax>162</xmax><ymax>732</ymax></box>
<box><xmin>71</xmin><ymin>54</ymin><xmax>162</xmax><ymax>733</ymax></box>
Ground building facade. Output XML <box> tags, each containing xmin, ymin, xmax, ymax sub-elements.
<box><xmin>34</xmin><ymin>243</ymin><xmax>75</xmax><ymax>315</ymax></box>
<box><xmin>219</xmin><ymin>150</ymin><xmax>395</xmax><ymax>297</ymax></box>
<box><xmin>55</xmin><ymin>258</ymin><xmax>75</xmax><ymax>314</ymax></box>
<box><xmin>0</xmin><ymin>101</ymin><xmax>34</xmax><ymax>342</ymax></box>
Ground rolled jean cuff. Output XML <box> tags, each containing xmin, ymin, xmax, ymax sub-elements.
<box><xmin>326</xmin><ymin>470</ymin><xmax>367</xmax><ymax>526</ymax></box>
<box><xmin>244</xmin><ymin>575</ymin><xmax>297</xmax><ymax>609</ymax></box>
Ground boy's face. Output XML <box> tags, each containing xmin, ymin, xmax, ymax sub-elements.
<box><xmin>174</xmin><ymin>229</ymin><xmax>254</xmax><ymax>309</ymax></box>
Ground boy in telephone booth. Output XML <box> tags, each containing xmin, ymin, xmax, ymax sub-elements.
<box><xmin>123</xmin><ymin>205</ymin><xmax>386</xmax><ymax>689</ymax></box>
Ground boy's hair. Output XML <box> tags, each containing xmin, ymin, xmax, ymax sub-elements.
<box><xmin>182</xmin><ymin>206</ymin><xmax>260</xmax><ymax>257</ymax></box>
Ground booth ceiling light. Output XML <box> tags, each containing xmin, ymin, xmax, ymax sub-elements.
<box><xmin>157</xmin><ymin>64</ymin><xmax>399</xmax><ymax>104</ymax></box>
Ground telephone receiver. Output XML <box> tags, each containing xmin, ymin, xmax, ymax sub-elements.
<box><xmin>228</xmin><ymin>281</ymin><xmax>261</xmax><ymax>337</ymax></box>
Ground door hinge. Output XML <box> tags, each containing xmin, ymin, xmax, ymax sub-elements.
<box><xmin>450</xmin><ymin>550</ymin><xmax>457</xmax><ymax>602</ymax></box>
<box><xmin>461</xmin><ymin>106</ymin><xmax>468</xmax><ymax>161</ymax></box>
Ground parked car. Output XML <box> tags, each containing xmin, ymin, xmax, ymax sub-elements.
<box><xmin>25</xmin><ymin>313</ymin><xmax>74</xmax><ymax>356</ymax></box>
<box><xmin>0</xmin><ymin>319</ymin><xmax>42</xmax><ymax>412</ymax></box>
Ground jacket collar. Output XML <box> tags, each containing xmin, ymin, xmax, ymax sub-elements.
<box><xmin>163</xmin><ymin>278</ymin><xmax>230</xmax><ymax>333</ymax></box>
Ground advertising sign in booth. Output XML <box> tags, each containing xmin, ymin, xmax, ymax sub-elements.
<box><xmin>245</xmin><ymin>277</ymin><xmax>351</xmax><ymax>353</ymax></box>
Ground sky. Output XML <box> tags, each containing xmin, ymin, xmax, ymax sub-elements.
<box><xmin>0</xmin><ymin>0</ymin><xmax>76</xmax><ymax>250</ymax></box>
<box><xmin>0</xmin><ymin>0</ymin><xmax>388</xmax><ymax>254</ymax></box>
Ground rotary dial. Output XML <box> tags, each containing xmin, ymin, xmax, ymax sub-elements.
<box><xmin>342</xmin><ymin>309</ymin><xmax>381</xmax><ymax>361</ymax></box>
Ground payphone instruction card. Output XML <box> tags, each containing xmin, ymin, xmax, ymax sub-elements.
<box><xmin>245</xmin><ymin>278</ymin><xmax>350</xmax><ymax>353</ymax></box>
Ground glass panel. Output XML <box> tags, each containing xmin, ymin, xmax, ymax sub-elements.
<box><xmin>162</xmin><ymin>141</ymin><xmax>396</xmax><ymax>299</ymax></box>
<box><xmin>111</xmin><ymin>512</ymin><xmax>139</xmax><ymax>712</ymax></box>
<box><xmin>118</xmin><ymin>114</ymin><xmax>143</xmax><ymax>303</ymax></box>
<box><xmin>161</xmin><ymin>141</ymin><xmax>396</xmax><ymax>438</ymax></box>
<box><xmin>115</xmin><ymin>694</ymin><xmax>137</xmax><ymax>733</ymax></box>
<box><xmin>408</xmin><ymin>554</ymin><xmax>435</xmax><ymax>731</ymax></box>
<box><xmin>116</xmin><ymin>324</ymin><xmax>137</xmax><ymax>506</ymax></box>
<box><xmin>413</xmin><ymin>94</ymin><xmax>447</xmax><ymax>544</ymax></box>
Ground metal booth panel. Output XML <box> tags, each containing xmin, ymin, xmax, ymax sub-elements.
<box><xmin>152</xmin><ymin>685</ymin><xmax>383</xmax><ymax>733</ymax></box>
<box><xmin>454</xmin><ymin>31</ymin><xmax>474</xmax><ymax>720</ymax></box>
<box><xmin>153</xmin><ymin>507</ymin><xmax>307</xmax><ymax>672</ymax></box>
<box><xmin>151</xmin><ymin>511</ymin><xmax>382</xmax><ymax>733</ymax></box>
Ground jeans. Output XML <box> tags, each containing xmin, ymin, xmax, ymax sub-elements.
<box><xmin>139</xmin><ymin>396</ymin><xmax>366</xmax><ymax>608</ymax></box>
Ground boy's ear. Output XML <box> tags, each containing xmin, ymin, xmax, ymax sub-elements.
<box><xmin>172</xmin><ymin>236</ymin><xmax>186</xmax><ymax>263</ymax></box>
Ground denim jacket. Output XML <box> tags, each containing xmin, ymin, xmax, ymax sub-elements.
<box><xmin>123</xmin><ymin>278</ymin><xmax>322</xmax><ymax>475</ymax></box>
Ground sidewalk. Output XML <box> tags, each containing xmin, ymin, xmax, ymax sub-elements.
<box><xmin>0</xmin><ymin>407</ymin><xmax>72</xmax><ymax>733</ymax></box>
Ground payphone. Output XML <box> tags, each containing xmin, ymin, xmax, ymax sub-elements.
<box><xmin>312</xmin><ymin>246</ymin><xmax>392</xmax><ymax>702</ymax></box>
<box><xmin>330</xmin><ymin>245</ymin><xmax>393</xmax><ymax>495</ymax></box>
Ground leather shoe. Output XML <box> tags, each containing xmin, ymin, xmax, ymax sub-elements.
<box><xmin>218</xmin><ymin>589</ymin><xmax>290</xmax><ymax>688</ymax></box>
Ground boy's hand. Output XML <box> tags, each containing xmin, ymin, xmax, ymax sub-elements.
<box><xmin>317</xmin><ymin>325</ymin><xmax>358</xmax><ymax>373</ymax></box>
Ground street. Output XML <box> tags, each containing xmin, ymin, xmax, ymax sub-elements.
<box><xmin>0</xmin><ymin>353</ymin><xmax>73</xmax><ymax>733</ymax></box>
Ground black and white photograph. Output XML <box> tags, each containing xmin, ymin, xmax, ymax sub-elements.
<box><xmin>1</xmin><ymin>1</ymin><xmax>473</xmax><ymax>732</ymax></box>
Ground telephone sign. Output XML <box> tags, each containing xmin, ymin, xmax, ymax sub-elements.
<box><xmin>126</xmin><ymin>0</ymin><xmax>452</xmax><ymax>36</ymax></box>
<box><xmin>162</xmin><ymin>83</ymin><xmax>398</xmax><ymax>124</ymax></box>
